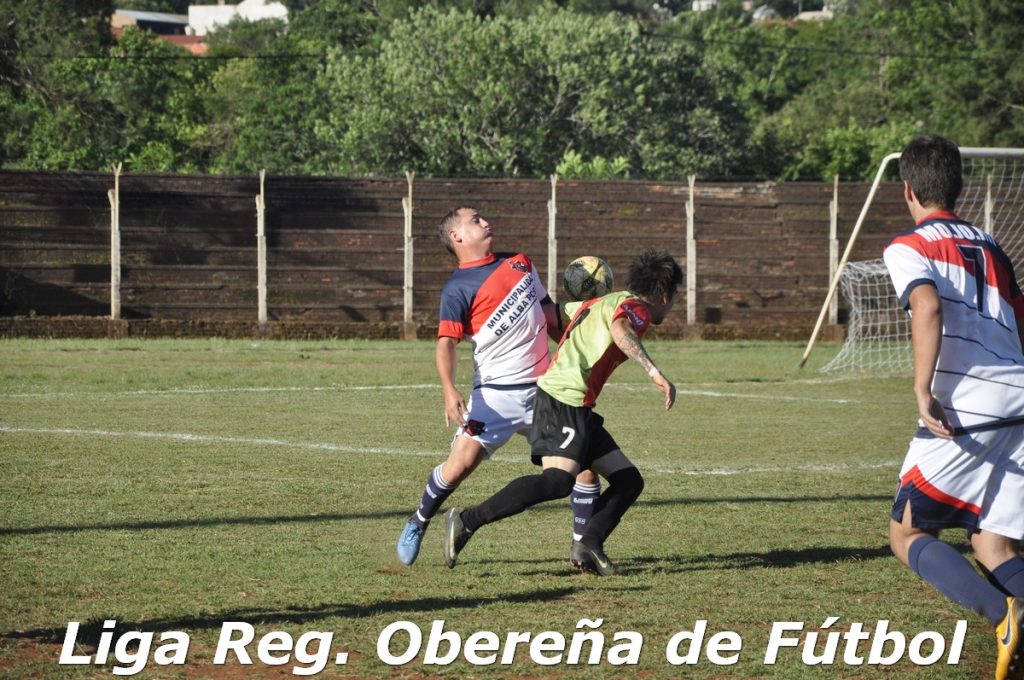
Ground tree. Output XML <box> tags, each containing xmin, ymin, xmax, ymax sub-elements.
<box><xmin>744</xmin><ymin>0</ymin><xmax>1024</xmax><ymax>179</ymax></box>
<box><xmin>0</xmin><ymin>0</ymin><xmax>115</xmax><ymax>167</ymax></box>
<box><xmin>316</xmin><ymin>5</ymin><xmax>742</xmax><ymax>178</ymax></box>
<box><xmin>204</xmin><ymin>0</ymin><xmax>379</xmax><ymax>174</ymax></box>
<box><xmin>6</xmin><ymin>27</ymin><xmax>212</xmax><ymax>171</ymax></box>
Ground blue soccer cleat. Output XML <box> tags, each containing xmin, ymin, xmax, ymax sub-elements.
<box><xmin>397</xmin><ymin>519</ymin><xmax>427</xmax><ymax>565</ymax></box>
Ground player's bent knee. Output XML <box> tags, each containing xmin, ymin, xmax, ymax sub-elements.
<box><xmin>608</xmin><ymin>467</ymin><xmax>644</xmax><ymax>501</ymax></box>
<box><xmin>540</xmin><ymin>468</ymin><xmax>576</xmax><ymax>499</ymax></box>
<box><xmin>971</xmin><ymin>531</ymin><xmax>1021</xmax><ymax>570</ymax></box>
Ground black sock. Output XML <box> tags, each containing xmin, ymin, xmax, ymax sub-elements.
<box><xmin>462</xmin><ymin>468</ymin><xmax>575</xmax><ymax>532</ymax></box>
<box><xmin>581</xmin><ymin>467</ymin><xmax>644</xmax><ymax>549</ymax></box>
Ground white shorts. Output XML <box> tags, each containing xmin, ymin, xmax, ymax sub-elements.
<box><xmin>454</xmin><ymin>385</ymin><xmax>536</xmax><ymax>457</ymax></box>
<box><xmin>893</xmin><ymin>425</ymin><xmax>1024</xmax><ymax>539</ymax></box>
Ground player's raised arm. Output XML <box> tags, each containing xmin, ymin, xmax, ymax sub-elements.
<box><xmin>610</xmin><ymin>316</ymin><xmax>675</xmax><ymax>410</ymax></box>
<box><xmin>435</xmin><ymin>336</ymin><xmax>466</xmax><ymax>427</ymax></box>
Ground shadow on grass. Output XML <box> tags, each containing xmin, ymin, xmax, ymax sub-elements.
<box><xmin>474</xmin><ymin>545</ymin><xmax>895</xmax><ymax>578</ymax></box>
<box><xmin>635</xmin><ymin>493</ymin><xmax>892</xmax><ymax>509</ymax></box>
<box><xmin>2</xmin><ymin>586</ymin><xmax>579</xmax><ymax>646</ymax></box>
<box><xmin>0</xmin><ymin>509</ymin><xmax>411</xmax><ymax>537</ymax></box>
<box><xmin>626</xmin><ymin>544</ymin><xmax>895</xmax><ymax>575</ymax></box>
<box><xmin>0</xmin><ymin>494</ymin><xmax>892</xmax><ymax>537</ymax></box>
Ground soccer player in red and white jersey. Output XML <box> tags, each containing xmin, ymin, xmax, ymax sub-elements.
<box><xmin>443</xmin><ymin>250</ymin><xmax>682</xmax><ymax>575</ymax></box>
<box><xmin>884</xmin><ymin>135</ymin><xmax>1023</xmax><ymax>679</ymax></box>
<box><xmin>396</xmin><ymin>207</ymin><xmax>600</xmax><ymax>565</ymax></box>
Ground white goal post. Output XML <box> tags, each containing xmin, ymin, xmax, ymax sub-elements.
<box><xmin>800</xmin><ymin>147</ymin><xmax>1024</xmax><ymax>374</ymax></box>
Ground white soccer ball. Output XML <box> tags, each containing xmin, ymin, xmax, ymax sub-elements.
<box><xmin>563</xmin><ymin>256</ymin><xmax>614</xmax><ymax>301</ymax></box>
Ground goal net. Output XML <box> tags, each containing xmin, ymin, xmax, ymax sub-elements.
<box><xmin>820</xmin><ymin>148</ymin><xmax>1024</xmax><ymax>375</ymax></box>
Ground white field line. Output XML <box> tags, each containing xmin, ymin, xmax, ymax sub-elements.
<box><xmin>0</xmin><ymin>384</ymin><xmax>438</xmax><ymax>399</ymax></box>
<box><xmin>0</xmin><ymin>383</ymin><xmax>858</xmax><ymax>404</ymax></box>
<box><xmin>646</xmin><ymin>461</ymin><xmax>901</xmax><ymax>476</ymax></box>
<box><xmin>617</xmin><ymin>385</ymin><xmax>857</xmax><ymax>404</ymax></box>
<box><xmin>0</xmin><ymin>425</ymin><xmax>457</xmax><ymax>460</ymax></box>
<box><xmin>0</xmin><ymin>425</ymin><xmax>898</xmax><ymax>477</ymax></box>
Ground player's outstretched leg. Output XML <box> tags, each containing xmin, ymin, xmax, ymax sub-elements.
<box><xmin>996</xmin><ymin>596</ymin><xmax>1024</xmax><ymax>680</ymax></box>
<box><xmin>397</xmin><ymin>463</ymin><xmax>457</xmax><ymax>565</ymax></box>
<box><xmin>448</xmin><ymin>468</ymin><xmax>577</xmax><ymax>568</ymax></box>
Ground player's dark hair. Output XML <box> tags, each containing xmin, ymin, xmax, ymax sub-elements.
<box><xmin>438</xmin><ymin>206</ymin><xmax>476</xmax><ymax>256</ymax></box>
<box><xmin>627</xmin><ymin>250</ymin><xmax>683</xmax><ymax>303</ymax></box>
<box><xmin>899</xmin><ymin>134</ymin><xmax>963</xmax><ymax>210</ymax></box>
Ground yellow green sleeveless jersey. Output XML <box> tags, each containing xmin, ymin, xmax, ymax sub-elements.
<box><xmin>538</xmin><ymin>290</ymin><xmax>652</xmax><ymax>408</ymax></box>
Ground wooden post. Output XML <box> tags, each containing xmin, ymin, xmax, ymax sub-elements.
<box><xmin>828</xmin><ymin>175</ymin><xmax>839</xmax><ymax>325</ymax></box>
<box><xmin>256</xmin><ymin>169</ymin><xmax>267</xmax><ymax>329</ymax></box>
<box><xmin>108</xmin><ymin>163</ymin><xmax>122</xmax><ymax>321</ymax></box>
<box><xmin>401</xmin><ymin>171</ymin><xmax>416</xmax><ymax>340</ymax></box>
<box><xmin>548</xmin><ymin>174</ymin><xmax>558</xmax><ymax>301</ymax></box>
<box><xmin>686</xmin><ymin>175</ymin><xmax>696</xmax><ymax>325</ymax></box>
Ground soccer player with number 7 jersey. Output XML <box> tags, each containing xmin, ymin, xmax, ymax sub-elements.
<box><xmin>884</xmin><ymin>135</ymin><xmax>1024</xmax><ymax>680</ymax></box>
<box><xmin>443</xmin><ymin>250</ymin><xmax>682</xmax><ymax>576</ymax></box>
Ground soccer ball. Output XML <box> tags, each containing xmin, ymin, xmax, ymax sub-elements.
<box><xmin>563</xmin><ymin>256</ymin><xmax>614</xmax><ymax>301</ymax></box>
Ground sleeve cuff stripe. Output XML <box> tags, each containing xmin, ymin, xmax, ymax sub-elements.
<box><xmin>899</xmin><ymin>278</ymin><xmax>936</xmax><ymax>310</ymax></box>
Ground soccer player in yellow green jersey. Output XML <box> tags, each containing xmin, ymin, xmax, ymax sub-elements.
<box><xmin>444</xmin><ymin>250</ymin><xmax>683</xmax><ymax>575</ymax></box>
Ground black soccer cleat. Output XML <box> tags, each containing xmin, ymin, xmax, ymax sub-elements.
<box><xmin>443</xmin><ymin>508</ymin><xmax>472</xmax><ymax>569</ymax></box>
<box><xmin>570</xmin><ymin>541</ymin><xmax>619</xmax><ymax>576</ymax></box>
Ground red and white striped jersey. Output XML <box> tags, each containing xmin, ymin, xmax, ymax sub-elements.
<box><xmin>437</xmin><ymin>253</ymin><xmax>551</xmax><ymax>388</ymax></box>
<box><xmin>884</xmin><ymin>211</ymin><xmax>1024</xmax><ymax>429</ymax></box>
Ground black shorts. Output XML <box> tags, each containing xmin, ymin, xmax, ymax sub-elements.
<box><xmin>528</xmin><ymin>388</ymin><xmax>620</xmax><ymax>469</ymax></box>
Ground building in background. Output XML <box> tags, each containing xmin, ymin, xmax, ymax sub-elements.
<box><xmin>111</xmin><ymin>9</ymin><xmax>208</xmax><ymax>54</ymax></box>
<box><xmin>188</xmin><ymin>0</ymin><xmax>289</xmax><ymax>37</ymax></box>
<box><xmin>112</xmin><ymin>9</ymin><xmax>189</xmax><ymax>35</ymax></box>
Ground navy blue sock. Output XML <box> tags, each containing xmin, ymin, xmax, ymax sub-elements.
<box><xmin>908</xmin><ymin>535</ymin><xmax>1008</xmax><ymax>625</ymax></box>
<box><xmin>992</xmin><ymin>555</ymin><xmax>1024</xmax><ymax>598</ymax></box>
<box><xmin>411</xmin><ymin>464</ymin><xmax>456</xmax><ymax>527</ymax></box>
<box><xmin>570</xmin><ymin>480</ymin><xmax>601</xmax><ymax>542</ymax></box>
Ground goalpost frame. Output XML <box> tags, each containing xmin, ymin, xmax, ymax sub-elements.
<box><xmin>798</xmin><ymin>146</ymin><xmax>1024</xmax><ymax>369</ymax></box>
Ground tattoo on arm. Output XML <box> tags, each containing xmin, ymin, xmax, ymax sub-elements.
<box><xmin>611</xmin><ymin>320</ymin><xmax>656</xmax><ymax>374</ymax></box>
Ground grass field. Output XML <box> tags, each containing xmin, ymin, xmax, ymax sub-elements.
<box><xmin>0</xmin><ymin>338</ymin><xmax>1000</xmax><ymax>678</ymax></box>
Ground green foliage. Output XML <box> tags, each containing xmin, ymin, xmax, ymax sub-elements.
<box><xmin>556</xmin><ymin>150</ymin><xmax>630</xmax><ymax>179</ymax></box>
<box><xmin>203</xmin><ymin>1</ymin><xmax>379</xmax><ymax>174</ymax></box>
<box><xmin>6</xmin><ymin>28</ymin><xmax>212</xmax><ymax>172</ymax></box>
<box><xmin>746</xmin><ymin>0</ymin><xmax>1024</xmax><ymax>179</ymax></box>
<box><xmin>0</xmin><ymin>0</ymin><xmax>1021</xmax><ymax>179</ymax></box>
<box><xmin>0</xmin><ymin>0</ymin><xmax>115</xmax><ymax>167</ymax></box>
<box><xmin>316</xmin><ymin>5</ymin><xmax>739</xmax><ymax>177</ymax></box>
<box><xmin>205</xmin><ymin>16</ymin><xmax>288</xmax><ymax>57</ymax></box>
